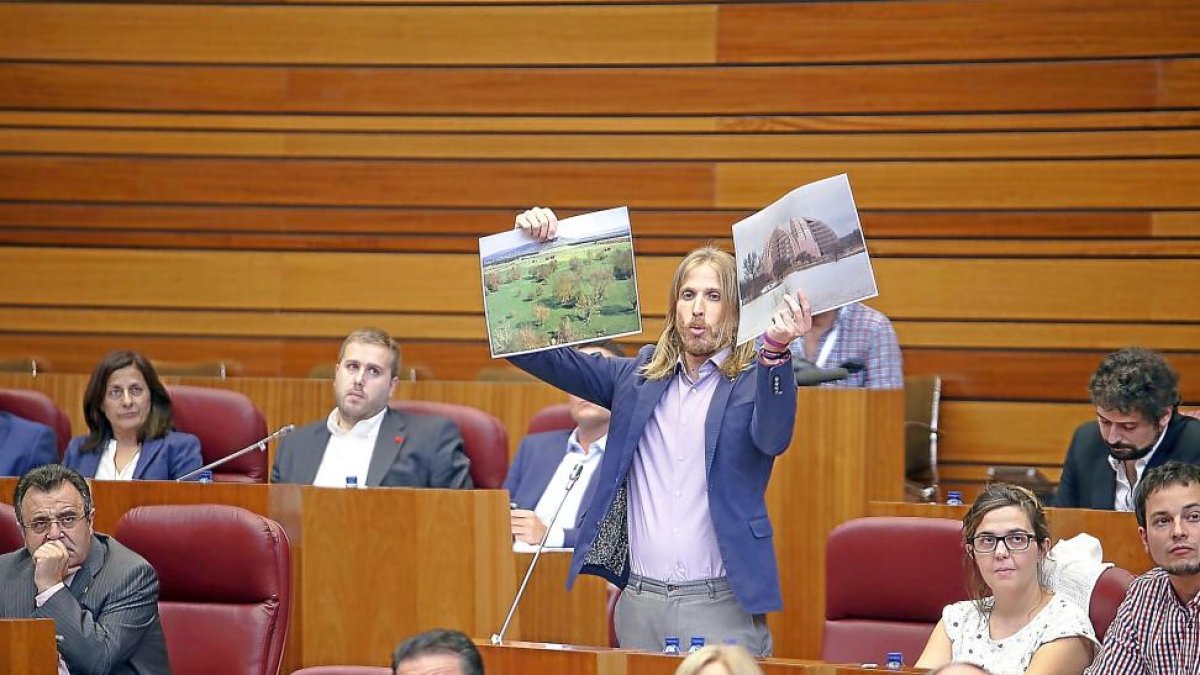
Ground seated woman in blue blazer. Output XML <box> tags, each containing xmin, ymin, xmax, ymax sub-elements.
<box><xmin>64</xmin><ymin>350</ymin><xmax>202</xmax><ymax>481</ymax></box>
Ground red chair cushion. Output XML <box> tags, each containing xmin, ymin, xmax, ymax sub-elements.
<box><xmin>526</xmin><ymin>404</ymin><xmax>575</xmax><ymax>436</ymax></box>
<box><xmin>115</xmin><ymin>505</ymin><xmax>291</xmax><ymax>675</ymax></box>
<box><xmin>0</xmin><ymin>388</ymin><xmax>71</xmax><ymax>457</ymax></box>
<box><xmin>168</xmin><ymin>385</ymin><xmax>269</xmax><ymax>483</ymax></box>
<box><xmin>1090</xmin><ymin>566</ymin><xmax>1134</xmax><ymax>642</ymax></box>
<box><xmin>822</xmin><ymin>516</ymin><xmax>967</xmax><ymax>664</ymax></box>
<box><xmin>388</xmin><ymin>400</ymin><xmax>508</xmax><ymax>488</ymax></box>
<box><xmin>0</xmin><ymin>502</ymin><xmax>24</xmax><ymax>555</ymax></box>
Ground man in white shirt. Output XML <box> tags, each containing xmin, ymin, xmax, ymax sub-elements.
<box><xmin>271</xmin><ymin>327</ymin><xmax>472</xmax><ymax>488</ymax></box>
<box><xmin>504</xmin><ymin>341</ymin><xmax>622</xmax><ymax>549</ymax></box>
<box><xmin>1055</xmin><ymin>347</ymin><xmax>1200</xmax><ymax>510</ymax></box>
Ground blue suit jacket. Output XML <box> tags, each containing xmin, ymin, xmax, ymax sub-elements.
<box><xmin>64</xmin><ymin>430</ymin><xmax>203</xmax><ymax>481</ymax></box>
<box><xmin>509</xmin><ymin>345</ymin><xmax>797</xmax><ymax>614</ymax></box>
<box><xmin>504</xmin><ymin>429</ymin><xmax>603</xmax><ymax>548</ymax></box>
<box><xmin>0</xmin><ymin>412</ymin><xmax>58</xmax><ymax>477</ymax></box>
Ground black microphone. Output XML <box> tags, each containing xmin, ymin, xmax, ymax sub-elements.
<box><xmin>792</xmin><ymin>357</ymin><xmax>864</xmax><ymax>387</ymax></box>
<box><xmin>176</xmin><ymin>424</ymin><xmax>295</xmax><ymax>482</ymax></box>
<box><xmin>492</xmin><ymin>463</ymin><xmax>584</xmax><ymax>645</ymax></box>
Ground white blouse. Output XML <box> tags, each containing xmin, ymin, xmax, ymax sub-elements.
<box><xmin>95</xmin><ymin>439</ymin><xmax>140</xmax><ymax>481</ymax></box>
<box><xmin>942</xmin><ymin>594</ymin><xmax>1097</xmax><ymax>675</ymax></box>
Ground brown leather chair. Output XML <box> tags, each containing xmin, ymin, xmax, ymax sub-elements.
<box><xmin>388</xmin><ymin>400</ymin><xmax>508</xmax><ymax>488</ymax></box>
<box><xmin>116</xmin><ymin>505</ymin><xmax>291</xmax><ymax>675</ymax></box>
<box><xmin>526</xmin><ymin>403</ymin><xmax>574</xmax><ymax>435</ymax></box>
<box><xmin>168</xmin><ymin>385</ymin><xmax>269</xmax><ymax>483</ymax></box>
<box><xmin>0</xmin><ymin>387</ymin><xmax>72</xmax><ymax>457</ymax></box>
<box><xmin>822</xmin><ymin>516</ymin><xmax>967</xmax><ymax>665</ymax></box>
<box><xmin>1089</xmin><ymin>566</ymin><xmax>1134</xmax><ymax>641</ymax></box>
<box><xmin>0</xmin><ymin>501</ymin><xmax>24</xmax><ymax>554</ymax></box>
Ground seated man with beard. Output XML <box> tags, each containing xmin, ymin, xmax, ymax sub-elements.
<box><xmin>1054</xmin><ymin>347</ymin><xmax>1200</xmax><ymax>510</ymax></box>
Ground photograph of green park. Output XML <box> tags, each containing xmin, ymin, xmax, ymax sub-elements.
<box><xmin>479</xmin><ymin>210</ymin><xmax>641</xmax><ymax>357</ymax></box>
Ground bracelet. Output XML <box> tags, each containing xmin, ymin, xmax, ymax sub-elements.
<box><xmin>762</xmin><ymin>334</ymin><xmax>789</xmax><ymax>351</ymax></box>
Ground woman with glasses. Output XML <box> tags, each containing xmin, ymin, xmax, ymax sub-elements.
<box><xmin>915</xmin><ymin>483</ymin><xmax>1097</xmax><ymax>674</ymax></box>
<box><xmin>63</xmin><ymin>350</ymin><xmax>202</xmax><ymax>481</ymax></box>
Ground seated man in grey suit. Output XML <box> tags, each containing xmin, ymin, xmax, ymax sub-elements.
<box><xmin>272</xmin><ymin>327</ymin><xmax>473</xmax><ymax>488</ymax></box>
<box><xmin>505</xmin><ymin>341</ymin><xmax>622</xmax><ymax>549</ymax></box>
<box><xmin>0</xmin><ymin>464</ymin><xmax>170</xmax><ymax>675</ymax></box>
<box><xmin>0</xmin><ymin>411</ymin><xmax>58</xmax><ymax>477</ymax></box>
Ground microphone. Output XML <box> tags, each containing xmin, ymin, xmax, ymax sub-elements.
<box><xmin>176</xmin><ymin>424</ymin><xmax>295</xmax><ymax>482</ymax></box>
<box><xmin>491</xmin><ymin>463</ymin><xmax>584</xmax><ymax>645</ymax></box>
<box><xmin>792</xmin><ymin>357</ymin><xmax>864</xmax><ymax>387</ymax></box>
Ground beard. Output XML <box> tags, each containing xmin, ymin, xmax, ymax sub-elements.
<box><xmin>1162</xmin><ymin>559</ymin><xmax>1200</xmax><ymax>578</ymax></box>
<box><xmin>679</xmin><ymin>321</ymin><xmax>727</xmax><ymax>359</ymax></box>
<box><xmin>1107</xmin><ymin>442</ymin><xmax>1156</xmax><ymax>462</ymax></box>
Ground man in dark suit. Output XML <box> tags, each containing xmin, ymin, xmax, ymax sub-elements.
<box><xmin>1055</xmin><ymin>347</ymin><xmax>1200</xmax><ymax>510</ymax></box>
<box><xmin>0</xmin><ymin>464</ymin><xmax>170</xmax><ymax>674</ymax></box>
<box><xmin>0</xmin><ymin>411</ymin><xmax>58</xmax><ymax>477</ymax></box>
<box><xmin>509</xmin><ymin>207</ymin><xmax>812</xmax><ymax>656</ymax></box>
<box><xmin>272</xmin><ymin>327</ymin><xmax>472</xmax><ymax>488</ymax></box>
<box><xmin>505</xmin><ymin>341</ymin><xmax>622</xmax><ymax>549</ymax></box>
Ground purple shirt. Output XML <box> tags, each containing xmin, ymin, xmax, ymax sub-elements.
<box><xmin>628</xmin><ymin>349</ymin><xmax>728</xmax><ymax>582</ymax></box>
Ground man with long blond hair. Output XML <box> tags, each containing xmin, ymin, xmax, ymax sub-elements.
<box><xmin>509</xmin><ymin>208</ymin><xmax>811</xmax><ymax>656</ymax></box>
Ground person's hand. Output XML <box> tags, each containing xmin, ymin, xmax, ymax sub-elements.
<box><xmin>32</xmin><ymin>540</ymin><xmax>71</xmax><ymax>593</ymax></box>
<box><xmin>510</xmin><ymin>509</ymin><xmax>549</xmax><ymax>545</ymax></box>
<box><xmin>764</xmin><ymin>288</ymin><xmax>812</xmax><ymax>348</ymax></box>
<box><xmin>514</xmin><ymin>207</ymin><xmax>558</xmax><ymax>242</ymax></box>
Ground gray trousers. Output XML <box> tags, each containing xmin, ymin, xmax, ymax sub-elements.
<box><xmin>614</xmin><ymin>573</ymin><xmax>773</xmax><ymax>657</ymax></box>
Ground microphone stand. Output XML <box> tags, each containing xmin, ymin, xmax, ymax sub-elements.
<box><xmin>491</xmin><ymin>463</ymin><xmax>584</xmax><ymax>645</ymax></box>
<box><xmin>176</xmin><ymin>424</ymin><xmax>295</xmax><ymax>482</ymax></box>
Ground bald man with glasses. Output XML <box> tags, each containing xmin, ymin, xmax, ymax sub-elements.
<box><xmin>0</xmin><ymin>464</ymin><xmax>170</xmax><ymax>675</ymax></box>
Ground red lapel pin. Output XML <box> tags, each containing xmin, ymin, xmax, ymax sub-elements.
<box><xmin>394</xmin><ymin>435</ymin><xmax>405</xmax><ymax>445</ymax></box>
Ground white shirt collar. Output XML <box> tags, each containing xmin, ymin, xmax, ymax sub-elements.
<box><xmin>326</xmin><ymin>406</ymin><xmax>387</xmax><ymax>439</ymax></box>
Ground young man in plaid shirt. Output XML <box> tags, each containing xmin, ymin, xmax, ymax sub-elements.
<box><xmin>1087</xmin><ymin>462</ymin><xmax>1200</xmax><ymax>673</ymax></box>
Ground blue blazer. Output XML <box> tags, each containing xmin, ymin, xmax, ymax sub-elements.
<box><xmin>504</xmin><ymin>429</ymin><xmax>603</xmax><ymax>548</ymax></box>
<box><xmin>64</xmin><ymin>430</ymin><xmax>203</xmax><ymax>481</ymax></box>
<box><xmin>510</xmin><ymin>345</ymin><xmax>797</xmax><ymax>614</ymax></box>
<box><xmin>0</xmin><ymin>412</ymin><xmax>58</xmax><ymax>477</ymax></box>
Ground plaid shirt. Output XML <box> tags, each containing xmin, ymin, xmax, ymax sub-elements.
<box><xmin>1087</xmin><ymin>567</ymin><xmax>1200</xmax><ymax>674</ymax></box>
<box><xmin>789</xmin><ymin>302</ymin><xmax>903</xmax><ymax>389</ymax></box>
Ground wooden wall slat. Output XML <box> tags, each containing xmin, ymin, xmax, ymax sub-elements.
<box><xmin>3</xmin><ymin>248</ymin><xmax>1199</xmax><ymax>322</ymax></box>
<box><xmin>0</xmin><ymin>203</ymin><xmax>1174</xmax><ymax>239</ymax></box>
<box><xmin>0</xmin><ymin>61</ymin><xmax>1182</xmax><ymax>114</ymax></box>
<box><xmin>4</xmin><ymin>110</ymin><xmax>1199</xmax><ymax>134</ymax></box>
<box><xmin>717</xmin><ymin>160</ymin><xmax>1200</xmax><ymax>210</ymax></box>
<box><xmin>3</xmin><ymin>230</ymin><xmax>1198</xmax><ymax>258</ymax></box>
<box><xmin>0</xmin><ymin>156</ymin><xmax>715</xmax><ymax>208</ymax></box>
<box><xmin>8</xmin><ymin>306</ymin><xmax>1200</xmax><ymax>355</ymax></box>
<box><xmin>939</xmin><ymin>401</ymin><xmax>1093</xmax><ymax>466</ymax></box>
<box><xmin>4</xmin><ymin>128</ymin><xmax>1199</xmax><ymax>160</ymax></box>
<box><xmin>0</xmin><ymin>5</ymin><xmax>716</xmax><ymax>65</ymax></box>
<box><xmin>717</xmin><ymin>0</ymin><xmax>1199</xmax><ymax>63</ymax></box>
<box><xmin>4</xmin><ymin>156</ymin><xmax>1199</xmax><ymax>210</ymax></box>
<box><xmin>3</xmin><ymin>1</ymin><xmax>1192</xmax><ymax>66</ymax></box>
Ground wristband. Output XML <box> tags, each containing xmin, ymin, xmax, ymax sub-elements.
<box><xmin>762</xmin><ymin>334</ymin><xmax>789</xmax><ymax>351</ymax></box>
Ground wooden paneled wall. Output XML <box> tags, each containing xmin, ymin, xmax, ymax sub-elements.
<box><xmin>0</xmin><ymin>0</ymin><xmax>1198</xmax><ymax>494</ymax></box>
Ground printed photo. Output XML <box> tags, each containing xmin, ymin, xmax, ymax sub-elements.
<box><xmin>479</xmin><ymin>207</ymin><xmax>642</xmax><ymax>357</ymax></box>
<box><xmin>732</xmin><ymin>175</ymin><xmax>878</xmax><ymax>344</ymax></box>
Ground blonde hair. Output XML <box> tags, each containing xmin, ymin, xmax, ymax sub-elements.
<box><xmin>674</xmin><ymin>645</ymin><xmax>763</xmax><ymax>675</ymax></box>
<box><xmin>338</xmin><ymin>327</ymin><xmax>401</xmax><ymax>379</ymax></box>
<box><xmin>641</xmin><ymin>246</ymin><xmax>756</xmax><ymax>380</ymax></box>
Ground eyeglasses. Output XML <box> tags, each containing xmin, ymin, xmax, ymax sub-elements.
<box><xmin>23</xmin><ymin>513</ymin><xmax>89</xmax><ymax>535</ymax></box>
<box><xmin>106</xmin><ymin>384</ymin><xmax>146</xmax><ymax>400</ymax></box>
<box><xmin>970</xmin><ymin>532</ymin><xmax>1037</xmax><ymax>553</ymax></box>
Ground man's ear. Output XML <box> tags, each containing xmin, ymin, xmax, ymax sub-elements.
<box><xmin>1138</xmin><ymin>526</ymin><xmax>1149</xmax><ymax>556</ymax></box>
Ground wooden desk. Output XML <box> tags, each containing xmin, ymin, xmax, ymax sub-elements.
<box><xmin>513</xmin><ymin>551</ymin><xmax>612</xmax><ymax>647</ymax></box>
<box><xmin>0</xmin><ymin>479</ymin><xmax>516</xmax><ymax>671</ymax></box>
<box><xmin>866</xmin><ymin>501</ymin><xmax>1151</xmax><ymax>574</ymax></box>
<box><xmin>479</xmin><ymin>642</ymin><xmax>914</xmax><ymax>675</ymax></box>
<box><xmin>0</xmin><ymin>386</ymin><xmax>906</xmax><ymax>662</ymax></box>
<box><xmin>0</xmin><ymin>619</ymin><xmax>58</xmax><ymax>675</ymax></box>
